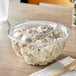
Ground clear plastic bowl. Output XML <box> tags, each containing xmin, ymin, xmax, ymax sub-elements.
<box><xmin>7</xmin><ymin>20</ymin><xmax>70</xmax><ymax>65</ymax></box>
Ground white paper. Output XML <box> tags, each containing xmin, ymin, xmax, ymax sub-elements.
<box><xmin>29</xmin><ymin>56</ymin><xmax>76</xmax><ymax>76</ymax></box>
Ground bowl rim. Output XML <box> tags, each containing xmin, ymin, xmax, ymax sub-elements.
<box><xmin>7</xmin><ymin>20</ymin><xmax>70</xmax><ymax>45</ymax></box>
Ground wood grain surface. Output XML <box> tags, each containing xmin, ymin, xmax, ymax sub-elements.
<box><xmin>0</xmin><ymin>2</ymin><xmax>76</xmax><ymax>76</ymax></box>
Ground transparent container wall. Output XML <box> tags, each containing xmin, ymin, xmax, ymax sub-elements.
<box><xmin>0</xmin><ymin>0</ymin><xmax>9</xmax><ymax>22</ymax></box>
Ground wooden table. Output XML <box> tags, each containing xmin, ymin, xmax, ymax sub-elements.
<box><xmin>0</xmin><ymin>2</ymin><xmax>76</xmax><ymax>76</ymax></box>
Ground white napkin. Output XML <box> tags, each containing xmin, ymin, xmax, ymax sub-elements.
<box><xmin>29</xmin><ymin>56</ymin><xmax>76</xmax><ymax>76</ymax></box>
